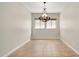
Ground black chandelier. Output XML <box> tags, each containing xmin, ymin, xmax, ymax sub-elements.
<box><xmin>39</xmin><ymin>2</ymin><xmax>51</xmax><ymax>22</ymax></box>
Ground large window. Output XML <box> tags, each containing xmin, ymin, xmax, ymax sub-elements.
<box><xmin>35</xmin><ymin>20</ymin><xmax>56</xmax><ymax>29</ymax></box>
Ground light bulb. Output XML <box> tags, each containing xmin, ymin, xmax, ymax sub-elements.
<box><xmin>42</xmin><ymin>13</ymin><xmax>47</xmax><ymax>17</ymax></box>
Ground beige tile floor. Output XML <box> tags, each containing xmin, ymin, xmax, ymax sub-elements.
<box><xmin>9</xmin><ymin>39</ymin><xmax>79</xmax><ymax>57</ymax></box>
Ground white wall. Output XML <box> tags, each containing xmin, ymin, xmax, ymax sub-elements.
<box><xmin>60</xmin><ymin>2</ymin><xmax>79</xmax><ymax>54</ymax></box>
<box><xmin>0</xmin><ymin>3</ymin><xmax>31</xmax><ymax>56</ymax></box>
<box><xmin>32</xmin><ymin>13</ymin><xmax>60</xmax><ymax>39</ymax></box>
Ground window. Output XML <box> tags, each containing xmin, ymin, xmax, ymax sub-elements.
<box><xmin>35</xmin><ymin>20</ymin><xmax>56</xmax><ymax>29</ymax></box>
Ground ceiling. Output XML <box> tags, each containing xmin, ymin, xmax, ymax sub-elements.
<box><xmin>21</xmin><ymin>2</ymin><xmax>68</xmax><ymax>13</ymax></box>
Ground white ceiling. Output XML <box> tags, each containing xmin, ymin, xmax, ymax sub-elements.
<box><xmin>21</xmin><ymin>2</ymin><xmax>68</xmax><ymax>13</ymax></box>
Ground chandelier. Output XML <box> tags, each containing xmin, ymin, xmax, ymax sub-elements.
<box><xmin>39</xmin><ymin>2</ymin><xmax>51</xmax><ymax>22</ymax></box>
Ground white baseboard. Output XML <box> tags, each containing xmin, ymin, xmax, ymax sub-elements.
<box><xmin>3</xmin><ymin>39</ymin><xmax>30</xmax><ymax>57</ymax></box>
<box><xmin>32</xmin><ymin>37</ymin><xmax>59</xmax><ymax>40</ymax></box>
<box><xmin>61</xmin><ymin>39</ymin><xmax>79</xmax><ymax>55</ymax></box>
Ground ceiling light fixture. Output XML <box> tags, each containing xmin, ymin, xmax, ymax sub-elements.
<box><xmin>39</xmin><ymin>2</ymin><xmax>50</xmax><ymax>22</ymax></box>
<box><xmin>35</xmin><ymin>2</ymin><xmax>56</xmax><ymax>22</ymax></box>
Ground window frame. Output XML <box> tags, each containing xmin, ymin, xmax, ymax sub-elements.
<box><xmin>34</xmin><ymin>19</ymin><xmax>57</xmax><ymax>29</ymax></box>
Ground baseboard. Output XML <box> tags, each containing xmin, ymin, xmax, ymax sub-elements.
<box><xmin>32</xmin><ymin>37</ymin><xmax>59</xmax><ymax>40</ymax></box>
<box><xmin>3</xmin><ymin>39</ymin><xmax>30</xmax><ymax>57</ymax></box>
<box><xmin>61</xmin><ymin>39</ymin><xmax>79</xmax><ymax>55</ymax></box>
